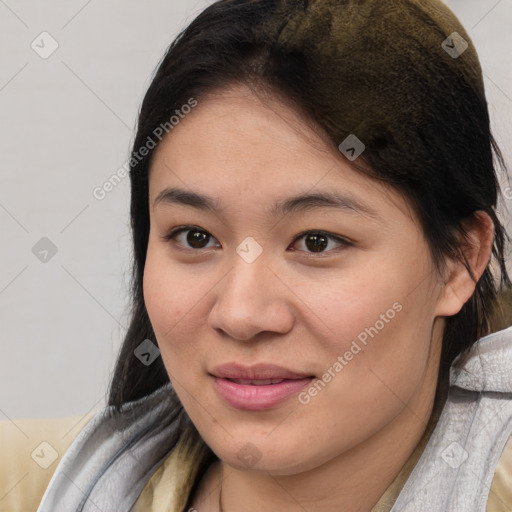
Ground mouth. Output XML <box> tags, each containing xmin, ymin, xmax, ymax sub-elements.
<box><xmin>210</xmin><ymin>362</ymin><xmax>314</xmax><ymax>381</ymax></box>
<box><xmin>209</xmin><ymin>365</ymin><xmax>315</xmax><ymax>410</ymax></box>
<box><xmin>225</xmin><ymin>378</ymin><xmax>294</xmax><ymax>385</ymax></box>
<box><xmin>212</xmin><ymin>377</ymin><xmax>315</xmax><ymax>411</ymax></box>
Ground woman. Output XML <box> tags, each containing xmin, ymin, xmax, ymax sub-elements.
<box><xmin>37</xmin><ymin>0</ymin><xmax>512</xmax><ymax>510</ymax></box>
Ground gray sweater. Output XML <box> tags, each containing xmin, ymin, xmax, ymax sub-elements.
<box><xmin>36</xmin><ymin>327</ymin><xmax>512</xmax><ymax>512</ymax></box>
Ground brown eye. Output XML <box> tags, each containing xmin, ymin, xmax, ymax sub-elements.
<box><xmin>290</xmin><ymin>231</ymin><xmax>349</xmax><ymax>255</ymax></box>
<box><xmin>163</xmin><ymin>226</ymin><xmax>218</xmax><ymax>250</ymax></box>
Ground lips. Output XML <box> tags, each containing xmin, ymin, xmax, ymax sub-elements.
<box><xmin>210</xmin><ymin>363</ymin><xmax>315</xmax><ymax>410</ymax></box>
<box><xmin>210</xmin><ymin>362</ymin><xmax>313</xmax><ymax>381</ymax></box>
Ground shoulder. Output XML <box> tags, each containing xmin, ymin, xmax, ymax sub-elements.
<box><xmin>36</xmin><ymin>382</ymin><xmax>188</xmax><ymax>511</ymax></box>
<box><xmin>448</xmin><ymin>326</ymin><xmax>512</xmax><ymax>510</ymax></box>
<box><xmin>450</xmin><ymin>326</ymin><xmax>512</xmax><ymax>393</ymax></box>
<box><xmin>390</xmin><ymin>327</ymin><xmax>512</xmax><ymax>510</ymax></box>
<box><xmin>0</xmin><ymin>412</ymin><xmax>96</xmax><ymax>511</ymax></box>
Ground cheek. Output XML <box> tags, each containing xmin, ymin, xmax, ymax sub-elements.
<box><xmin>143</xmin><ymin>251</ymin><xmax>175</xmax><ymax>331</ymax></box>
<box><xmin>311</xmin><ymin>271</ymin><xmax>401</xmax><ymax>354</ymax></box>
<box><xmin>143</xmin><ymin>243</ymin><xmax>199</xmax><ymax>332</ymax></box>
<box><xmin>143</xmin><ymin>249</ymin><xmax>186</xmax><ymax>354</ymax></box>
<box><xmin>296</xmin><ymin>296</ymin><xmax>431</xmax><ymax>454</ymax></box>
<box><xmin>142</xmin><ymin>246</ymin><xmax>213</xmax><ymax>377</ymax></box>
<box><xmin>312</xmin><ymin>266</ymin><xmax>434</xmax><ymax>391</ymax></box>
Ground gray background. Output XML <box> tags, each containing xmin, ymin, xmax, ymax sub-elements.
<box><xmin>1</xmin><ymin>0</ymin><xmax>511</xmax><ymax>420</ymax></box>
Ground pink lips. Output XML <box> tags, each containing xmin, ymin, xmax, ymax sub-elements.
<box><xmin>210</xmin><ymin>363</ymin><xmax>314</xmax><ymax>410</ymax></box>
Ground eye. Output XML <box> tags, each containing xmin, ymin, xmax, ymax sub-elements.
<box><xmin>290</xmin><ymin>230</ymin><xmax>350</xmax><ymax>256</ymax></box>
<box><xmin>162</xmin><ymin>226</ymin><xmax>351</xmax><ymax>255</ymax></box>
<box><xmin>162</xmin><ymin>226</ymin><xmax>219</xmax><ymax>251</ymax></box>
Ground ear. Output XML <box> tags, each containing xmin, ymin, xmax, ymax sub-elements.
<box><xmin>435</xmin><ymin>211</ymin><xmax>494</xmax><ymax>317</ymax></box>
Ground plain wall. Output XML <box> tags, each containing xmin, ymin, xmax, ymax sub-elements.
<box><xmin>1</xmin><ymin>0</ymin><xmax>511</xmax><ymax>420</ymax></box>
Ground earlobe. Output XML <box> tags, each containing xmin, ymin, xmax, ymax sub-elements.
<box><xmin>435</xmin><ymin>211</ymin><xmax>494</xmax><ymax>317</ymax></box>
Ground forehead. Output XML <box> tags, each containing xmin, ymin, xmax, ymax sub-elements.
<box><xmin>148</xmin><ymin>85</ymin><xmax>414</xmax><ymax>222</ymax></box>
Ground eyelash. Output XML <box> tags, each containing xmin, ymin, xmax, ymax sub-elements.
<box><xmin>161</xmin><ymin>225</ymin><xmax>352</xmax><ymax>257</ymax></box>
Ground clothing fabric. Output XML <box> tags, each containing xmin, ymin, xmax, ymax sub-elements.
<box><xmin>389</xmin><ymin>326</ymin><xmax>512</xmax><ymax>511</ymax></box>
<box><xmin>33</xmin><ymin>327</ymin><xmax>512</xmax><ymax>512</ymax></box>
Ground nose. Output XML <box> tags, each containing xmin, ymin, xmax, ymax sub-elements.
<box><xmin>207</xmin><ymin>254</ymin><xmax>295</xmax><ymax>341</ymax></box>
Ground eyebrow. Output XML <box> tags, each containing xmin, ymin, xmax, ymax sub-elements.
<box><xmin>153</xmin><ymin>186</ymin><xmax>379</xmax><ymax>219</ymax></box>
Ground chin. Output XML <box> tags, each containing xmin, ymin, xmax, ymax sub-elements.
<box><xmin>209</xmin><ymin>434</ymin><xmax>326</xmax><ymax>476</ymax></box>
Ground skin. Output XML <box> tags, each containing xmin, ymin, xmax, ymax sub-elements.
<box><xmin>143</xmin><ymin>83</ymin><xmax>494</xmax><ymax>512</ymax></box>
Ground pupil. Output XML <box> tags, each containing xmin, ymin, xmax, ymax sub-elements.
<box><xmin>188</xmin><ymin>230</ymin><xmax>208</xmax><ymax>248</ymax></box>
<box><xmin>306</xmin><ymin>233</ymin><xmax>327</xmax><ymax>252</ymax></box>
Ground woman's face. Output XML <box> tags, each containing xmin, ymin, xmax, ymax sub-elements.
<box><xmin>143</xmin><ymin>84</ymin><xmax>448</xmax><ymax>475</ymax></box>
